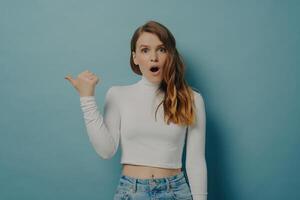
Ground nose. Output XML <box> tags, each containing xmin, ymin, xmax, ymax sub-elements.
<box><xmin>150</xmin><ymin>52</ymin><xmax>158</xmax><ymax>62</ymax></box>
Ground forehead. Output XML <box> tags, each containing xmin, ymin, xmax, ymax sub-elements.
<box><xmin>136</xmin><ymin>32</ymin><xmax>164</xmax><ymax>47</ymax></box>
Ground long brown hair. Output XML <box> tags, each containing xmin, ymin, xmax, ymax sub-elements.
<box><xmin>130</xmin><ymin>20</ymin><xmax>197</xmax><ymax>126</ymax></box>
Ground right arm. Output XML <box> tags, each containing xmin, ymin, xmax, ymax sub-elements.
<box><xmin>79</xmin><ymin>87</ymin><xmax>121</xmax><ymax>159</ymax></box>
<box><xmin>65</xmin><ymin>70</ymin><xmax>121</xmax><ymax>159</ymax></box>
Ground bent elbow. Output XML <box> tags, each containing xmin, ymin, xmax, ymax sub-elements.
<box><xmin>99</xmin><ymin>153</ymin><xmax>113</xmax><ymax>160</ymax></box>
<box><xmin>98</xmin><ymin>150</ymin><xmax>115</xmax><ymax>160</ymax></box>
<box><xmin>94</xmin><ymin>143</ymin><xmax>118</xmax><ymax>160</ymax></box>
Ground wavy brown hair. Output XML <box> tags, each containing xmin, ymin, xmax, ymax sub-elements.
<box><xmin>130</xmin><ymin>20</ymin><xmax>197</xmax><ymax>126</ymax></box>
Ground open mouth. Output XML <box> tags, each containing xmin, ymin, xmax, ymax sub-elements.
<box><xmin>150</xmin><ymin>66</ymin><xmax>160</xmax><ymax>72</ymax></box>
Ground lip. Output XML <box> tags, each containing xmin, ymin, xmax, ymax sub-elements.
<box><xmin>149</xmin><ymin>65</ymin><xmax>161</xmax><ymax>76</ymax></box>
<box><xmin>150</xmin><ymin>65</ymin><xmax>160</xmax><ymax>70</ymax></box>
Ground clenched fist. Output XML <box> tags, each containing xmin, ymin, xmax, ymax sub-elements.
<box><xmin>65</xmin><ymin>70</ymin><xmax>100</xmax><ymax>97</ymax></box>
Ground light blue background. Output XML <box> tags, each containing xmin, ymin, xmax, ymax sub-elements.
<box><xmin>0</xmin><ymin>1</ymin><xmax>299</xmax><ymax>199</ymax></box>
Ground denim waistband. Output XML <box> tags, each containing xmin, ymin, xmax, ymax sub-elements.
<box><xmin>120</xmin><ymin>171</ymin><xmax>185</xmax><ymax>185</ymax></box>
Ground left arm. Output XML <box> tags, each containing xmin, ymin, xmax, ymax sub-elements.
<box><xmin>185</xmin><ymin>92</ymin><xmax>208</xmax><ymax>200</ymax></box>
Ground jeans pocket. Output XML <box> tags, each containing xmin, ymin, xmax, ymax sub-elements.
<box><xmin>113</xmin><ymin>183</ymin><xmax>131</xmax><ymax>200</ymax></box>
<box><xmin>170</xmin><ymin>182</ymin><xmax>193</xmax><ymax>200</ymax></box>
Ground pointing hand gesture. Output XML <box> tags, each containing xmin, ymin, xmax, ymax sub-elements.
<box><xmin>65</xmin><ymin>70</ymin><xmax>100</xmax><ymax>97</ymax></box>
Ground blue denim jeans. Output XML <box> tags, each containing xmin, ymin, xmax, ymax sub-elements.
<box><xmin>113</xmin><ymin>171</ymin><xmax>193</xmax><ymax>200</ymax></box>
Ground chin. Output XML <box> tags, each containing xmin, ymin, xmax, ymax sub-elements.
<box><xmin>150</xmin><ymin>76</ymin><xmax>162</xmax><ymax>82</ymax></box>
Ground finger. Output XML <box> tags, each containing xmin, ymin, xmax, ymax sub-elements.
<box><xmin>88</xmin><ymin>75</ymin><xmax>95</xmax><ymax>80</ymax></box>
<box><xmin>87</xmin><ymin>72</ymin><xmax>96</xmax><ymax>78</ymax></box>
<box><xmin>85</xmin><ymin>70</ymin><xmax>92</xmax><ymax>74</ymax></box>
<box><xmin>65</xmin><ymin>75</ymin><xmax>76</xmax><ymax>86</ymax></box>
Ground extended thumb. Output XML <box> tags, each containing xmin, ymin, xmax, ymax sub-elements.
<box><xmin>65</xmin><ymin>74</ymin><xmax>75</xmax><ymax>86</ymax></box>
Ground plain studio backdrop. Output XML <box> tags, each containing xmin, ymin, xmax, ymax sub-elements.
<box><xmin>0</xmin><ymin>1</ymin><xmax>299</xmax><ymax>200</ymax></box>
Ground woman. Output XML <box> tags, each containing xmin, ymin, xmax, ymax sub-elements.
<box><xmin>65</xmin><ymin>20</ymin><xmax>207</xmax><ymax>200</ymax></box>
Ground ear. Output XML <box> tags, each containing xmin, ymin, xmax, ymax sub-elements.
<box><xmin>132</xmin><ymin>51</ymin><xmax>138</xmax><ymax>65</ymax></box>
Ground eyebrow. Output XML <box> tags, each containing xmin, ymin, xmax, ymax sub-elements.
<box><xmin>139</xmin><ymin>44</ymin><xmax>165</xmax><ymax>48</ymax></box>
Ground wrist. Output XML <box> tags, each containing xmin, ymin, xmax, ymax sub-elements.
<box><xmin>80</xmin><ymin>93</ymin><xmax>94</xmax><ymax>97</ymax></box>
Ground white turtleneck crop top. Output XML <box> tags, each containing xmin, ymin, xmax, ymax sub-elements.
<box><xmin>79</xmin><ymin>75</ymin><xmax>207</xmax><ymax>200</ymax></box>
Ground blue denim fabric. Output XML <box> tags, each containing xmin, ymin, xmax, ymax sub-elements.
<box><xmin>113</xmin><ymin>171</ymin><xmax>193</xmax><ymax>200</ymax></box>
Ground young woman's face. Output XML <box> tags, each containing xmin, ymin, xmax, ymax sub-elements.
<box><xmin>132</xmin><ymin>32</ymin><xmax>168</xmax><ymax>84</ymax></box>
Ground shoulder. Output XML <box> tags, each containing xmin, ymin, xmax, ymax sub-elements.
<box><xmin>106</xmin><ymin>85</ymin><xmax>121</xmax><ymax>99</ymax></box>
<box><xmin>190</xmin><ymin>88</ymin><xmax>206</xmax><ymax>116</ymax></box>
<box><xmin>105</xmin><ymin>83</ymin><xmax>135</xmax><ymax>102</ymax></box>
<box><xmin>107</xmin><ymin>84</ymin><xmax>132</xmax><ymax>95</ymax></box>
<box><xmin>191</xmin><ymin>88</ymin><xmax>205</xmax><ymax>106</ymax></box>
<box><xmin>107</xmin><ymin>80</ymin><xmax>138</xmax><ymax>94</ymax></box>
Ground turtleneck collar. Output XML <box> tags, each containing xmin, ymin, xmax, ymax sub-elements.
<box><xmin>139</xmin><ymin>75</ymin><xmax>161</xmax><ymax>88</ymax></box>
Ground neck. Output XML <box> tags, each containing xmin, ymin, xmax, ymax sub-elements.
<box><xmin>139</xmin><ymin>75</ymin><xmax>161</xmax><ymax>88</ymax></box>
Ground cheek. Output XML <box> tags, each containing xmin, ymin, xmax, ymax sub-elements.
<box><xmin>136</xmin><ymin>60</ymin><xmax>148</xmax><ymax>73</ymax></box>
<box><xmin>140</xmin><ymin>55</ymin><xmax>149</xmax><ymax>63</ymax></box>
<box><xmin>139</xmin><ymin>65</ymin><xmax>146</xmax><ymax>73</ymax></box>
<box><xmin>160</xmin><ymin>54</ymin><xmax>168</xmax><ymax>63</ymax></box>
<box><xmin>137</xmin><ymin>55</ymin><xmax>149</xmax><ymax>66</ymax></box>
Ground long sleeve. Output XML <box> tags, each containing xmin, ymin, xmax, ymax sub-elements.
<box><xmin>79</xmin><ymin>86</ymin><xmax>121</xmax><ymax>159</ymax></box>
<box><xmin>185</xmin><ymin>92</ymin><xmax>208</xmax><ymax>200</ymax></box>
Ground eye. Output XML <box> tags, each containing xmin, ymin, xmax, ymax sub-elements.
<box><xmin>159</xmin><ymin>47</ymin><xmax>167</xmax><ymax>53</ymax></box>
<box><xmin>141</xmin><ymin>48</ymin><xmax>148</xmax><ymax>53</ymax></box>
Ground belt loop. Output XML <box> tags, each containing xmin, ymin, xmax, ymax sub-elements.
<box><xmin>132</xmin><ymin>178</ymin><xmax>137</xmax><ymax>193</ymax></box>
<box><xmin>165</xmin><ymin>178</ymin><xmax>171</xmax><ymax>192</ymax></box>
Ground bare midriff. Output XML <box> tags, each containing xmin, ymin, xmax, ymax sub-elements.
<box><xmin>122</xmin><ymin>164</ymin><xmax>182</xmax><ymax>179</ymax></box>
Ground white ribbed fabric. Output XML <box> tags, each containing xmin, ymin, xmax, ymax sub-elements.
<box><xmin>79</xmin><ymin>75</ymin><xmax>207</xmax><ymax>199</ymax></box>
